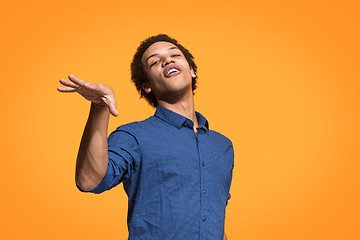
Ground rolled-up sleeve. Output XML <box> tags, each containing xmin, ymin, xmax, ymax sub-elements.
<box><xmin>77</xmin><ymin>125</ymin><xmax>141</xmax><ymax>194</ymax></box>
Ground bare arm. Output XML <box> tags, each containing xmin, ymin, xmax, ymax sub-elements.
<box><xmin>57</xmin><ymin>74</ymin><xmax>118</xmax><ymax>191</ymax></box>
<box><xmin>75</xmin><ymin>102</ymin><xmax>110</xmax><ymax>191</ymax></box>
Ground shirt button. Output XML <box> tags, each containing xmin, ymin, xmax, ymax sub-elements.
<box><xmin>202</xmin><ymin>217</ymin><xmax>207</xmax><ymax>222</ymax></box>
<box><xmin>203</xmin><ymin>189</ymin><xmax>206</xmax><ymax>194</ymax></box>
<box><xmin>202</xmin><ymin>162</ymin><xmax>205</xmax><ymax>167</ymax></box>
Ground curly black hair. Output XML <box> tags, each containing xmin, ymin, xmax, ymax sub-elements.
<box><xmin>130</xmin><ymin>34</ymin><xmax>198</xmax><ymax>107</ymax></box>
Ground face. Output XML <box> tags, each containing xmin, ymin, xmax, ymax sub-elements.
<box><xmin>141</xmin><ymin>41</ymin><xmax>196</xmax><ymax>102</ymax></box>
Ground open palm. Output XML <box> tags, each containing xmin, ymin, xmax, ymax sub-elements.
<box><xmin>57</xmin><ymin>74</ymin><xmax>118</xmax><ymax>116</ymax></box>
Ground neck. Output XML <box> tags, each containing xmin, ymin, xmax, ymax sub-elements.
<box><xmin>157</xmin><ymin>90</ymin><xmax>199</xmax><ymax>129</ymax></box>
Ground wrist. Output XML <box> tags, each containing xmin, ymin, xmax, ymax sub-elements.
<box><xmin>91</xmin><ymin>102</ymin><xmax>109</xmax><ymax>112</ymax></box>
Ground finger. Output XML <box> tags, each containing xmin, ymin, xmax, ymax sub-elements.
<box><xmin>108</xmin><ymin>103</ymin><xmax>119</xmax><ymax>117</ymax></box>
<box><xmin>83</xmin><ymin>82</ymin><xmax>97</xmax><ymax>91</ymax></box>
<box><xmin>57</xmin><ymin>86</ymin><xmax>77</xmax><ymax>92</ymax></box>
<box><xmin>59</xmin><ymin>78</ymin><xmax>79</xmax><ymax>88</ymax></box>
<box><xmin>101</xmin><ymin>97</ymin><xmax>119</xmax><ymax>117</ymax></box>
<box><xmin>68</xmin><ymin>74</ymin><xmax>89</xmax><ymax>87</ymax></box>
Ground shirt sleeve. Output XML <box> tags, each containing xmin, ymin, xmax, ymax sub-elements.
<box><xmin>226</xmin><ymin>144</ymin><xmax>234</xmax><ymax>206</ymax></box>
<box><xmin>76</xmin><ymin>125</ymin><xmax>141</xmax><ymax>194</ymax></box>
<box><xmin>225</xmin><ymin>170</ymin><xmax>233</xmax><ymax>206</ymax></box>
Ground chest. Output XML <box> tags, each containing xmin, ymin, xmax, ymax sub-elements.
<box><xmin>139</xmin><ymin>128</ymin><xmax>233</xmax><ymax>184</ymax></box>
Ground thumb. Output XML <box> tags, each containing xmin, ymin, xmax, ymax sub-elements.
<box><xmin>108</xmin><ymin>103</ymin><xmax>119</xmax><ymax>117</ymax></box>
<box><xmin>101</xmin><ymin>97</ymin><xmax>119</xmax><ymax>117</ymax></box>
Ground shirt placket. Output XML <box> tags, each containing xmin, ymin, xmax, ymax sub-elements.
<box><xmin>195</xmin><ymin>128</ymin><xmax>208</xmax><ymax>239</ymax></box>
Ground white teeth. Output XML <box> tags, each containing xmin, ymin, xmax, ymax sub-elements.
<box><xmin>167</xmin><ymin>68</ymin><xmax>178</xmax><ymax>75</ymax></box>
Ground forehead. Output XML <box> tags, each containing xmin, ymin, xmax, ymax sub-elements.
<box><xmin>142</xmin><ymin>41</ymin><xmax>178</xmax><ymax>62</ymax></box>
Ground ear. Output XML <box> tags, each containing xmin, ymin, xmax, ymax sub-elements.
<box><xmin>190</xmin><ymin>67</ymin><xmax>196</xmax><ymax>78</ymax></box>
<box><xmin>142</xmin><ymin>82</ymin><xmax>152</xmax><ymax>94</ymax></box>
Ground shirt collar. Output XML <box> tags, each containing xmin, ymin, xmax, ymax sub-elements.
<box><xmin>154</xmin><ymin>105</ymin><xmax>209</xmax><ymax>132</ymax></box>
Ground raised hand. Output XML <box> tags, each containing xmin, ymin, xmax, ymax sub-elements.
<box><xmin>57</xmin><ymin>74</ymin><xmax>119</xmax><ymax>117</ymax></box>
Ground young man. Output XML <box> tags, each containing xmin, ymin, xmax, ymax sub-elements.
<box><xmin>57</xmin><ymin>34</ymin><xmax>234</xmax><ymax>240</ymax></box>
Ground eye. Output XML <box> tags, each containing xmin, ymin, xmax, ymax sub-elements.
<box><xmin>150</xmin><ymin>60</ymin><xmax>159</xmax><ymax>67</ymax></box>
<box><xmin>172</xmin><ymin>54</ymin><xmax>180</xmax><ymax>57</ymax></box>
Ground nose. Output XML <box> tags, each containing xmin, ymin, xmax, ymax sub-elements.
<box><xmin>161</xmin><ymin>55</ymin><xmax>174</xmax><ymax>67</ymax></box>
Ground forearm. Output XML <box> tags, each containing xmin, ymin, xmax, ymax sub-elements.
<box><xmin>75</xmin><ymin>102</ymin><xmax>110</xmax><ymax>191</ymax></box>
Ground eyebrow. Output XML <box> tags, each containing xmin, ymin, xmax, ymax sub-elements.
<box><xmin>145</xmin><ymin>47</ymin><xmax>179</xmax><ymax>64</ymax></box>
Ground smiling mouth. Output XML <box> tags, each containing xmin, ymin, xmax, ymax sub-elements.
<box><xmin>164</xmin><ymin>66</ymin><xmax>181</xmax><ymax>78</ymax></box>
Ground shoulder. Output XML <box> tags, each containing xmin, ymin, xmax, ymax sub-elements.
<box><xmin>208</xmin><ymin>130</ymin><xmax>234</xmax><ymax>167</ymax></box>
<box><xmin>208</xmin><ymin>130</ymin><xmax>234</xmax><ymax>159</ymax></box>
<box><xmin>108</xmin><ymin>116</ymin><xmax>156</xmax><ymax>141</ymax></box>
<box><xmin>208</xmin><ymin>129</ymin><xmax>234</xmax><ymax>157</ymax></box>
<box><xmin>209</xmin><ymin>129</ymin><xmax>233</xmax><ymax>147</ymax></box>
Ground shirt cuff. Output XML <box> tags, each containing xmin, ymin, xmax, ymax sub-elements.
<box><xmin>75</xmin><ymin>163</ymin><xmax>112</xmax><ymax>194</ymax></box>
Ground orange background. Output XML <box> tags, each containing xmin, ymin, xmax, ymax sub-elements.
<box><xmin>1</xmin><ymin>0</ymin><xmax>359</xmax><ymax>239</ymax></box>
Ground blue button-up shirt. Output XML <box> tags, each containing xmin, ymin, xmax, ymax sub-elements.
<box><xmin>78</xmin><ymin>106</ymin><xmax>234</xmax><ymax>240</ymax></box>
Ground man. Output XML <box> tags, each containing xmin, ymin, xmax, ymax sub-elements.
<box><xmin>57</xmin><ymin>34</ymin><xmax>234</xmax><ymax>240</ymax></box>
